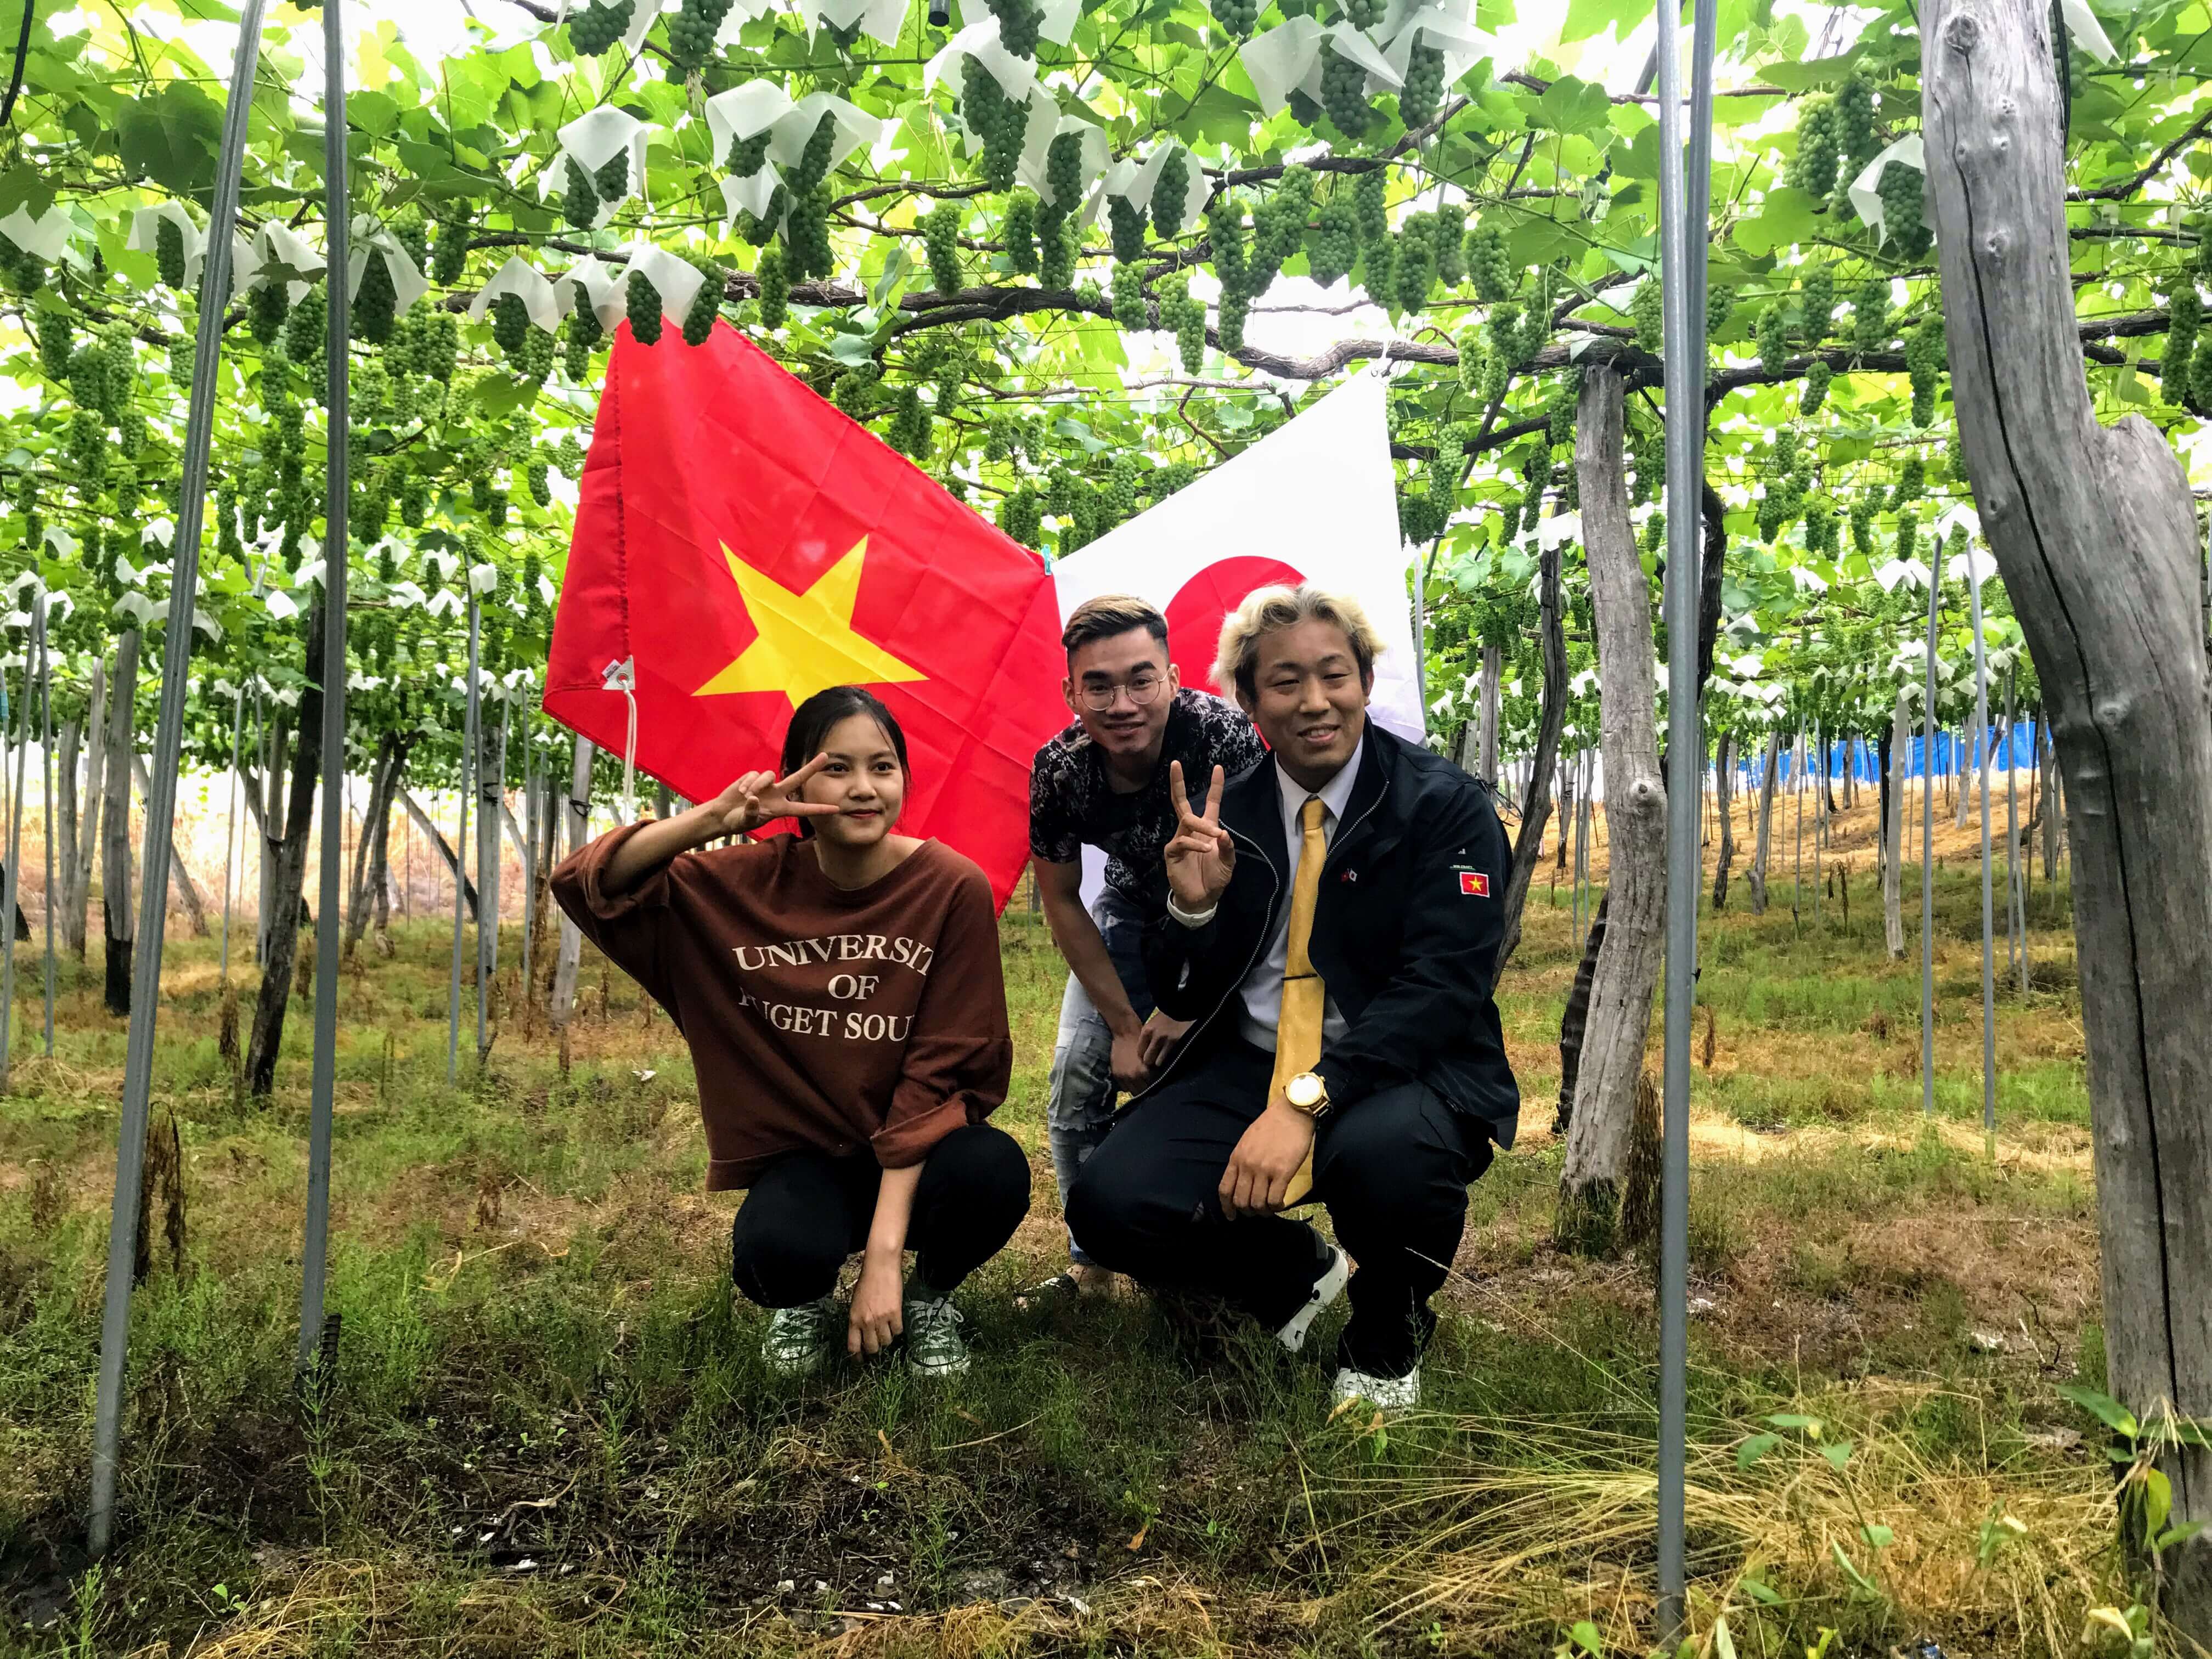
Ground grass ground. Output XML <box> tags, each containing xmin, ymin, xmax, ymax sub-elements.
<box><xmin>0</xmin><ymin>787</ymin><xmax>2144</xmax><ymax>1658</ymax></box>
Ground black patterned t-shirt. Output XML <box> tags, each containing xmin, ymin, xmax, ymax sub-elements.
<box><xmin>1029</xmin><ymin>689</ymin><xmax>1267</xmax><ymax>912</ymax></box>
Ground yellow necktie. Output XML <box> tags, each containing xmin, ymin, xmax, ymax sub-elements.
<box><xmin>1271</xmin><ymin>797</ymin><xmax>1327</xmax><ymax>1205</ymax></box>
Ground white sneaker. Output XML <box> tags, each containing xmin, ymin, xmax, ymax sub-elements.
<box><xmin>763</xmin><ymin>1296</ymin><xmax>840</xmax><ymax>1377</ymax></box>
<box><xmin>1332</xmin><ymin>1364</ymin><xmax>1420</xmax><ymax>1413</ymax></box>
<box><xmin>1274</xmin><ymin>1245</ymin><xmax>1350</xmax><ymax>1355</ymax></box>
<box><xmin>903</xmin><ymin>1294</ymin><xmax>969</xmax><ymax>1378</ymax></box>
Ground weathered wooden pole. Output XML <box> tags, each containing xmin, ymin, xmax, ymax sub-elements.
<box><xmin>1924</xmin><ymin>0</ymin><xmax>2212</xmax><ymax>1628</ymax></box>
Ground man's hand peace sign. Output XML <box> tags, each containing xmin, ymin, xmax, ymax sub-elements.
<box><xmin>1164</xmin><ymin>760</ymin><xmax>1235</xmax><ymax>913</ymax></box>
<box><xmin>705</xmin><ymin>754</ymin><xmax>843</xmax><ymax>838</ymax></box>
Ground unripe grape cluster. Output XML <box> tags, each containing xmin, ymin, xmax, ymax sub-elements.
<box><xmin>1398</xmin><ymin>41</ymin><xmax>1445</xmax><ymax>131</ymax></box>
<box><xmin>1112</xmin><ymin>259</ymin><xmax>1148</xmax><ymax>330</ymax></box>
<box><xmin>1786</xmin><ymin>98</ymin><xmax>1838</xmax><ymax>199</ymax></box>
<box><xmin>1209</xmin><ymin>0</ymin><xmax>1259</xmax><ymax>37</ymax></box>
<box><xmin>155</xmin><ymin>217</ymin><xmax>188</xmax><ymax>288</ymax></box>
<box><xmin>1152</xmin><ymin>149</ymin><xmax>1190</xmax><ymax>241</ymax></box>
<box><xmin>2165</xmin><ymin>286</ymin><xmax>2201</xmax><ymax>400</ymax></box>
<box><xmin>682</xmin><ymin>265</ymin><xmax>724</xmax><ymax>345</ymax></box>
<box><xmin>924</xmin><ymin>201</ymin><xmax>963</xmax><ymax>296</ymax></box>
<box><xmin>1003</xmin><ymin>193</ymin><xmax>1039</xmax><ymax>275</ymax></box>
<box><xmin>354</xmin><ymin>251</ymin><xmax>399</xmax><ymax>344</ymax></box>
<box><xmin>1160</xmin><ymin>280</ymin><xmax>1206</xmax><ymax>374</ymax></box>
<box><xmin>491</xmin><ymin>291</ymin><xmax>532</xmax><ymax>359</ymax></box>
<box><xmin>1001</xmin><ymin>483</ymin><xmax>1042</xmax><ymax>547</ymax></box>
<box><xmin>1307</xmin><ymin>195</ymin><xmax>1358</xmax><ymax>287</ymax></box>
<box><xmin>1108</xmin><ymin>194</ymin><xmax>1148</xmax><ymax>263</ymax></box>
<box><xmin>627</xmin><ymin>269</ymin><xmax>663</xmax><ymax>345</ymax></box>
<box><xmin>961</xmin><ymin>58</ymin><xmax>1029</xmax><ymax>191</ymax></box>
<box><xmin>1755</xmin><ymin>302</ymin><xmax>1790</xmax><ymax>376</ymax></box>
<box><xmin>1876</xmin><ymin>161</ymin><xmax>1932</xmax><ymax>259</ymax></box>
<box><xmin>1463</xmin><ymin>220</ymin><xmax>1511</xmax><ymax>301</ymax></box>
<box><xmin>1799</xmin><ymin>359</ymin><xmax>1833</xmax><ymax>416</ymax></box>
<box><xmin>249</xmin><ymin>279</ymin><xmax>290</xmax><ymax>347</ymax></box>
<box><xmin>1852</xmin><ymin>276</ymin><xmax>1890</xmax><ymax>349</ymax></box>
<box><xmin>1321</xmin><ymin>49</ymin><xmax>1374</xmax><ymax>139</ymax></box>
<box><xmin>1832</xmin><ymin>74</ymin><xmax>1880</xmax><ymax>194</ymax></box>
<box><xmin>985</xmin><ymin>0</ymin><xmax>1042</xmax><ymax>55</ymax></box>
<box><xmin>1904</xmin><ymin>316</ymin><xmax>1944</xmax><ymax>425</ymax></box>
<box><xmin>1630</xmin><ymin>276</ymin><xmax>1662</xmax><ymax>351</ymax></box>
<box><xmin>665</xmin><ymin>0</ymin><xmax>734</xmax><ymax>69</ymax></box>
<box><xmin>757</xmin><ymin>246</ymin><xmax>789</xmax><ymax>328</ymax></box>
<box><xmin>432</xmin><ymin>208</ymin><xmax>471</xmax><ymax>284</ymax></box>
<box><xmin>565</xmin><ymin>304</ymin><xmax>604</xmax><ymax>380</ymax></box>
<box><xmin>567</xmin><ymin>0</ymin><xmax>635</xmax><ymax>55</ymax></box>
<box><xmin>1798</xmin><ymin>263</ymin><xmax>1833</xmax><ymax>341</ymax></box>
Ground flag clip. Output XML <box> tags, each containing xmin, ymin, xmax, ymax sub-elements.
<box><xmin>602</xmin><ymin>657</ymin><xmax>641</xmax><ymax>822</ymax></box>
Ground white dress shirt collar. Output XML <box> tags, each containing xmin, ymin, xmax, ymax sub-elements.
<box><xmin>1273</xmin><ymin>750</ymin><xmax>1361</xmax><ymax>850</ymax></box>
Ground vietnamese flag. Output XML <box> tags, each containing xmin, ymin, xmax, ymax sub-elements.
<box><xmin>545</xmin><ymin>323</ymin><xmax>1069</xmax><ymax>908</ymax></box>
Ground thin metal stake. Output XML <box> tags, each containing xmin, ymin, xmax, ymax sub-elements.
<box><xmin>1654</xmin><ymin>0</ymin><xmax>1716</xmax><ymax>1629</ymax></box>
<box><xmin>1921</xmin><ymin>564</ymin><xmax>1939</xmax><ymax>1117</ymax></box>
<box><xmin>38</xmin><ymin>611</ymin><xmax>53</xmax><ymax>1056</ymax></box>
<box><xmin>449</xmin><ymin>608</ymin><xmax>475</xmax><ymax>1084</ymax></box>
<box><xmin>0</xmin><ymin>586</ymin><xmax>40</xmax><ymax>1092</ymax></box>
<box><xmin>88</xmin><ymin>0</ymin><xmax>270</xmax><ymax>1559</ymax></box>
<box><xmin>1969</xmin><ymin>561</ymin><xmax>1995</xmax><ymax>1146</ymax></box>
<box><xmin>297</xmin><ymin>0</ymin><xmax>350</xmax><ymax>1381</ymax></box>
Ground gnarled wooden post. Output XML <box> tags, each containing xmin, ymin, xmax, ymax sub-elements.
<box><xmin>1557</xmin><ymin>365</ymin><xmax>1667</xmax><ymax>1249</ymax></box>
<box><xmin>1494</xmin><ymin>540</ymin><xmax>1567</xmax><ymax>980</ymax></box>
<box><xmin>1924</xmin><ymin>0</ymin><xmax>2212</xmax><ymax>1633</ymax></box>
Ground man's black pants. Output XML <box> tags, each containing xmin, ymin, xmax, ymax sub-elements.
<box><xmin>730</xmin><ymin>1123</ymin><xmax>1032</xmax><ymax>1308</ymax></box>
<box><xmin>1066</xmin><ymin>1042</ymin><xmax>1491</xmax><ymax>1378</ymax></box>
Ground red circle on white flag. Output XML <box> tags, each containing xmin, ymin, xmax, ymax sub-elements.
<box><xmin>1164</xmin><ymin>556</ymin><xmax>1305</xmax><ymax>697</ymax></box>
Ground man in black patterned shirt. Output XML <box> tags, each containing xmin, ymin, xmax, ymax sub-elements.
<box><xmin>1025</xmin><ymin>595</ymin><xmax>1266</xmax><ymax>1305</ymax></box>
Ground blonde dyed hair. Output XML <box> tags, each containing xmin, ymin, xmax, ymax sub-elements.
<box><xmin>1212</xmin><ymin>584</ymin><xmax>1385</xmax><ymax>705</ymax></box>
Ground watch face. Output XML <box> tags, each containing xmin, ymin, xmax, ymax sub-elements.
<box><xmin>1287</xmin><ymin>1074</ymin><xmax>1323</xmax><ymax>1109</ymax></box>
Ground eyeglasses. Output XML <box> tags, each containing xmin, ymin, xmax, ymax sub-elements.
<box><xmin>1079</xmin><ymin>672</ymin><xmax>1166</xmax><ymax>713</ymax></box>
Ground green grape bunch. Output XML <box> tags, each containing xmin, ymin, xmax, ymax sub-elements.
<box><xmin>1786</xmin><ymin>98</ymin><xmax>1839</xmax><ymax>199</ymax></box>
<box><xmin>155</xmin><ymin>217</ymin><xmax>188</xmax><ymax>289</ymax></box>
<box><xmin>1003</xmin><ymin>193</ymin><xmax>1039</xmax><ymax>275</ymax></box>
<box><xmin>665</xmin><ymin>0</ymin><xmax>735</xmax><ymax>69</ymax></box>
<box><xmin>682</xmin><ymin>264</ymin><xmax>724</xmax><ymax>346</ymax></box>
<box><xmin>1209</xmin><ymin>0</ymin><xmax>1260</xmax><ymax>38</ymax></box>
<box><xmin>1321</xmin><ymin>50</ymin><xmax>1374</xmax><ymax>139</ymax></box>
<box><xmin>757</xmin><ymin>245</ymin><xmax>789</xmax><ymax>329</ymax></box>
<box><xmin>491</xmin><ymin>291</ymin><xmax>532</xmax><ymax>360</ymax></box>
<box><xmin>1108</xmin><ymin>194</ymin><xmax>1148</xmax><ymax>263</ymax></box>
<box><xmin>1799</xmin><ymin>263</ymin><xmax>1834</xmax><ymax>341</ymax></box>
<box><xmin>960</xmin><ymin>58</ymin><xmax>1030</xmax><ymax>191</ymax></box>
<box><xmin>924</xmin><ymin>201</ymin><xmax>964</xmax><ymax>296</ymax></box>
<box><xmin>1754</xmin><ymin>302</ymin><xmax>1790</xmax><ymax>376</ymax></box>
<box><xmin>1398</xmin><ymin>41</ymin><xmax>1445</xmax><ymax>132</ymax></box>
<box><xmin>1431</xmin><ymin>202</ymin><xmax>1464</xmax><ymax>286</ymax></box>
<box><xmin>1152</xmin><ymin>149</ymin><xmax>1190</xmax><ymax>242</ymax></box>
<box><xmin>1630</xmin><ymin>276</ymin><xmax>1662</xmax><ymax>352</ymax></box>
<box><xmin>567</xmin><ymin>0</ymin><xmax>635</xmax><ymax>55</ymax></box>
<box><xmin>354</xmin><ymin>252</ymin><xmax>399</xmax><ymax>345</ymax></box>
<box><xmin>627</xmin><ymin>269</ymin><xmax>664</xmax><ymax>345</ymax></box>
<box><xmin>1307</xmin><ymin>195</ymin><xmax>1357</xmax><ymax>287</ymax></box>
<box><xmin>565</xmin><ymin>303</ymin><xmax>605</xmax><ymax>381</ymax></box>
<box><xmin>562</xmin><ymin>158</ymin><xmax>601</xmax><ymax>230</ymax></box>
<box><xmin>1464</xmin><ymin>220</ymin><xmax>1511</xmax><ymax>301</ymax></box>
<box><xmin>248</xmin><ymin>279</ymin><xmax>290</xmax><ymax>347</ymax></box>
<box><xmin>1111</xmin><ymin>259</ymin><xmax>1149</xmax><ymax>330</ymax></box>
<box><xmin>1905</xmin><ymin>316</ymin><xmax>1944</xmax><ymax>425</ymax></box>
<box><xmin>985</xmin><ymin>0</ymin><xmax>1042</xmax><ymax>56</ymax></box>
<box><xmin>1341</xmin><ymin>0</ymin><xmax>1380</xmax><ymax>26</ymax></box>
<box><xmin>1039</xmin><ymin>217</ymin><xmax>1076</xmax><ymax>288</ymax></box>
<box><xmin>1876</xmin><ymin>161</ymin><xmax>1932</xmax><ymax>259</ymax></box>
<box><xmin>36</xmin><ymin>309</ymin><xmax>72</xmax><ymax>380</ymax></box>
<box><xmin>728</xmin><ymin>129</ymin><xmax>772</xmax><ymax>177</ymax></box>
<box><xmin>1002</xmin><ymin>484</ymin><xmax>1043</xmax><ymax>548</ymax></box>
<box><xmin>2164</xmin><ymin>286</ymin><xmax>2201</xmax><ymax>400</ymax></box>
<box><xmin>1799</xmin><ymin>359</ymin><xmax>1833</xmax><ymax>416</ymax></box>
<box><xmin>1852</xmin><ymin>276</ymin><xmax>1891</xmax><ymax>350</ymax></box>
<box><xmin>1044</xmin><ymin>131</ymin><xmax>1085</xmax><ymax>213</ymax></box>
<box><xmin>1392</xmin><ymin>227</ymin><xmax>1434</xmax><ymax>315</ymax></box>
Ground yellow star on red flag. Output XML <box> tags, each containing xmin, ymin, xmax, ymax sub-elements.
<box><xmin>693</xmin><ymin>538</ymin><xmax>926</xmax><ymax>708</ymax></box>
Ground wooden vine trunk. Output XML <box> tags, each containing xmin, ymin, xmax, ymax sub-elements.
<box><xmin>1712</xmin><ymin>730</ymin><xmax>1735</xmax><ymax>910</ymax></box>
<box><xmin>1747</xmin><ymin>731</ymin><xmax>1780</xmax><ymax>914</ymax></box>
<box><xmin>550</xmin><ymin>736</ymin><xmax>595</xmax><ymax>1026</ymax></box>
<box><xmin>1556</xmin><ymin>366</ymin><xmax>1667</xmax><ymax>1247</ymax></box>
<box><xmin>128</xmin><ymin>753</ymin><xmax>209</xmax><ymax>938</ymax></box>
<box><xmin>1884</xmin><ymin>691</ymin><xmax>1908</xmax><ymax>961</ymax></box>
<box><xmin>1493</xmin><ymin>541</ymin><xmax>1566</xmax><ymax>981</ymax></box>
<box><xmin>246</xmin><ymin>604</ymin><xmax>327</xmax><ymax>1099</ymax></box>
<box><xmin>99</xmin><ymin>631</ymin><xmax>139</xmax><ymax>1016</ymax></box>
<box><xmin>1923</xmin><ymin>0</ymin><xmax>2212</xmax><ymax>1632</ymax></box>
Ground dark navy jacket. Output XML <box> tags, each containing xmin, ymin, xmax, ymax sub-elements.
<box><xmin>1137</xmin><ymin>719</ymin><xmax>1521</xmax><ymax>1147</ymax></box>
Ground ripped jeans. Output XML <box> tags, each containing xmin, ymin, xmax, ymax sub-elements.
<box><xmin>1044</xmin><ymin>887</ymin><xmax>1153</xmax><ymax>1268</ymax></box>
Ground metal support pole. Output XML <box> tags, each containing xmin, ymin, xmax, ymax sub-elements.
<box><xmin>297</xmin><ymin>0</ymin><xmax>349</xmax><ymax>1380</ymax></box>
<box><xmin>219</xmin><ymin>686</ymin><xmax>245</xmax><ymax>983</ymax></box>
<box><xmin>0</xmin><ymin>588</ymin><xmax>39</xmax><ymax>1091</ymax></box>
<box><xmin>1969</xmin><ymin>561</ymin><xmax>1995</xmax><ymax>1144</ymax></box>
<box><xmin>88</xmin><ymin>0</ymin><xmax>270</xmax><ymax>1559</ymax></box>
<box><xmin>1654</xmin><ymin>0</ymin><xmax>1716</xmax><ymax>1630</ymax></box>
<box><xmin>38</xmin><ymin>612</ymin><xmax>53</xmax><ymax>1056</ymax></box>
<box><xmin>1921</xmin><ymin>566</ymin><xmax>1939</xmax><ymax>1116</ymax></box>
<box><xmin>448</xmin><ymin>617</ymin><xmax>474</xmax><ymax>1084</ymax></box>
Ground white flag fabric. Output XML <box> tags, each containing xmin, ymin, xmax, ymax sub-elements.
<box><xmin>1051</xmin><ymin>372</ymin><xmax>1424</xmax><ymax>747</ymax></box>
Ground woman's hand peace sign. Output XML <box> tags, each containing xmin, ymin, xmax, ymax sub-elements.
<box><xmin>706</xmin><ymin>754</ymin><xmax>842</xmax><ymax>838</ymax></box>
<box><xmin>1164</xmin><ymin>760</ymin><xmax>1235</xmax><ymax>913</ymax></box>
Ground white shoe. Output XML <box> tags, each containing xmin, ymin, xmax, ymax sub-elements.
<box><xmin>1332</xmin><ymin>1364</ymin><xmax>1420</xmax><ymax>1413</ymax></box>
<box><xmin>763</xmin><ymin>1296</ymin><xmax>840</xmax><ymax>1377</ymax></box>
<box><xmin>903</xmin><ymin>1294</ymin><xmax>969</xmax><ymax>1378</ymax></box>
<box><xmin>1274</xmin><ymin>1245</ymin><xmax>1350</xmax><ymax>1355</ymax></box>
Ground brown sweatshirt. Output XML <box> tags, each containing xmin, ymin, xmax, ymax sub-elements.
<box><xmin>552</xmin><ymin>826</ymin><xmax>1012</xmax><ymax>1190</ymax></box>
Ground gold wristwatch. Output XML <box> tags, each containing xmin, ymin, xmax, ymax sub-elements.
<box><xmin>1284</xmin><ymin>1071</ymin><xmax>1330</xmax><ymax>1118</ymax></box>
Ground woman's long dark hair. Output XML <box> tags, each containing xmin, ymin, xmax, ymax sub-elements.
<box><xmin>779</xmin><ymin>686</ymin><xmax>910</xmax><ymax>838</ymax></box>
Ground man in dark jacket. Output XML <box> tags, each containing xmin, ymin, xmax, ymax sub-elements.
<box><xmin>1067</xmin><ymin>583</ymin><xmax>1519</xmax><ymax>1410</ymax></box>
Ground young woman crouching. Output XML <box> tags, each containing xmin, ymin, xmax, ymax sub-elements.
<box><xmin>552</xmin><ymin>686</ymin><xmax>1031</xmax><ymax>1378</ymax></box>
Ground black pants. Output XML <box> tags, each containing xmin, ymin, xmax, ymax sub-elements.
<box><xmin>1066</xmin><ymin>1043</ymin><xmax>1491</xmax><ymax>1377</ymax></box>
<box><xmin>729</xmin><ymin>1123</ymin><xmax>1032</xmax><ymax>1309</ymax></box>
